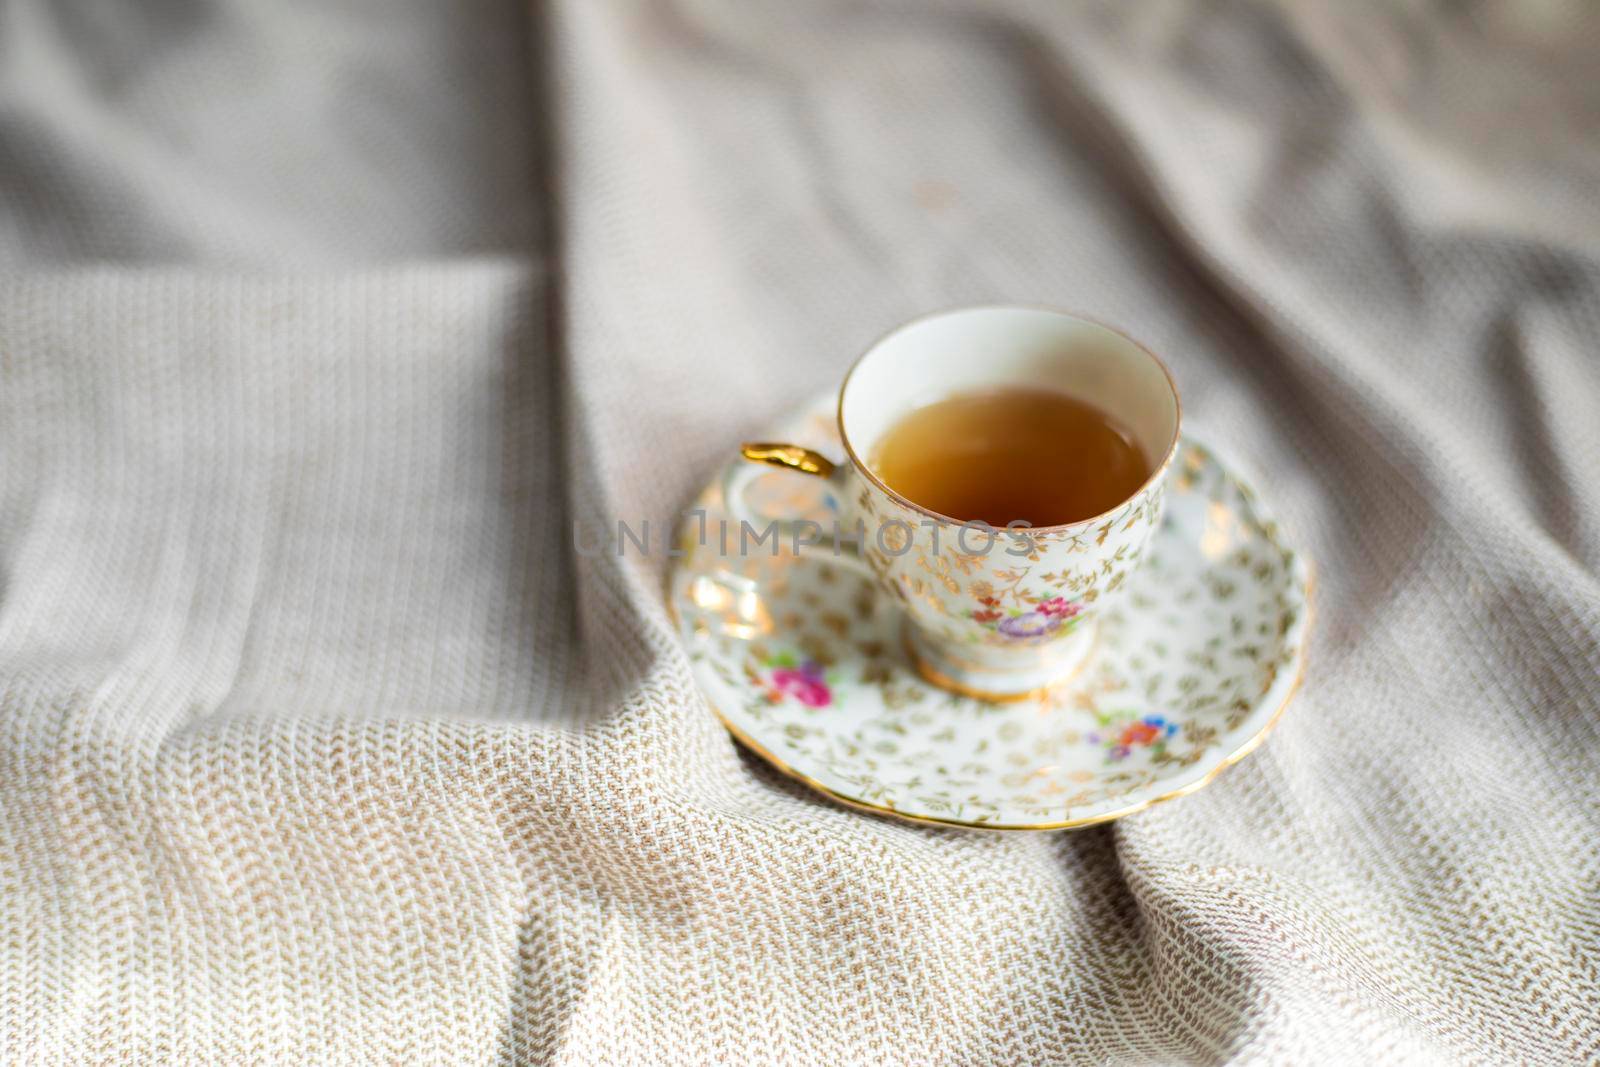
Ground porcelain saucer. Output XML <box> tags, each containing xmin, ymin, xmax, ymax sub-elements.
<box><xmin>669</xmin><ymin>394</ymin><xmax>1311</xmax><ymax>830</ymax></box>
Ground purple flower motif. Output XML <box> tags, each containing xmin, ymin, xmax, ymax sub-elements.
<box><xmin>998</xmin><ymin>611</ymin><xmax>1058</xmax><ymax>639</ymax></box>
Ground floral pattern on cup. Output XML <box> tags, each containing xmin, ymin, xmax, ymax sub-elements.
<box><xmin>856</xmin><ymin>479</ymin><xmax>1166</xmax><ymax>661</ymax></box>
<box><xmin>972</xmin><ymin>593</ymin><xmax>1084</xmax><ymax>642</ymax></box>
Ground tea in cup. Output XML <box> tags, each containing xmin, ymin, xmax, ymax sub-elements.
<box><xmin>737</xmin><ymin>306</ymin><xmax>1180</xmax><ymax>700</ymax></box>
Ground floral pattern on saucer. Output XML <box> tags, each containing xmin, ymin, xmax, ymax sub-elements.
<box><xmin>754</xmin><ymin>651</ymin><xmax>839</xmax><ymax>708</ymax></box>
<box><xmin>1088</xmin><ymin>711</ymin><xmax>1180</xmax><ymax>764</ymax></box>
<box><xmin>671</xmin><ymin>395</ymin><xmax>1311</xmax><ymax>830</ymax></box>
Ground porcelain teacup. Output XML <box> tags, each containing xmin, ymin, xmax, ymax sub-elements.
<box><xmin>734</xmin><ymin>306</ymin><xmax>1180</xmax><ymax>701</ymax></box>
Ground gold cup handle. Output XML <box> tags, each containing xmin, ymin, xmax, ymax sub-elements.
<box><xmin>739</xmin><ymin>442</ymin><xmax>837</xmax><ymax>479</ymax></box>
<box><xmin>726</xmin><ymin>440</ymin><xmax>866</xmax><ymax>566</ymax></box>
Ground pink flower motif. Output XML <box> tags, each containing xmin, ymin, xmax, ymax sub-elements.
<box><xmin>770</xmin><ymin>661</ymin><xmax>832</xmax><ymax>707</ymax></box>
<box><xmin>1037</xmin><ymin>597</ymin><xmax>1081</xmax><ymax>619</ymax></box>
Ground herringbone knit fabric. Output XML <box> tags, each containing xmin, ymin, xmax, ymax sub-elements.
<box><xmin>2</xmin><ymin>1</ymin><xmax>1598</xmax><ymax>1063</ymax></box>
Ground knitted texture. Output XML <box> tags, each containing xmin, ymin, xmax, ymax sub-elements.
<box><xmin>2</xmin><ymin>1</ymin><xmax>1598</xmax><ymax>1063</ymax></box>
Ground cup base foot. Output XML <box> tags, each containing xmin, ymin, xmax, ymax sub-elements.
<box><xmin>903</xmin><ymin>620</ymin><xmax>1101</xmax><ymax>703</ymax></box>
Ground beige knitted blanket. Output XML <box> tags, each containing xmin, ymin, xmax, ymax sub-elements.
<box><xmin>2</xmin><ymin>1</ymin><xmax>1597</xmax><ymax>1063</ymax></box>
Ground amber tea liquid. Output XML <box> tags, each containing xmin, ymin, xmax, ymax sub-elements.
<box><xmin>870</xmin><ymin>387</ymin><xmax>1150</xmax><ymax>527</ymax></box>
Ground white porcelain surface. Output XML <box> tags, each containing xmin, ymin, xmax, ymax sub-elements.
<box><xmin>674</xmin><ymin>393</ymin><xmax>1311</xmax><ymax>830</ymax></box>
<box><xmin>839</xmin><ymin>306</ymin><xmax>1178</xmax><ymax>465</ymax></box>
